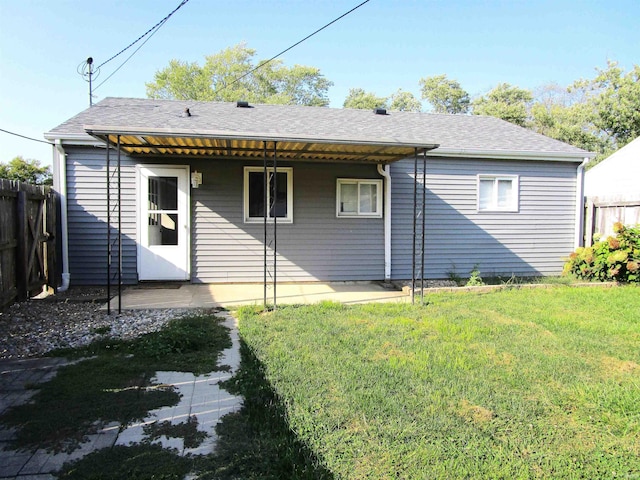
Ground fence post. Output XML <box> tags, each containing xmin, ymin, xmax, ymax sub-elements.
<box><xmin>16</xmin><ymin>190</ymin><xmax>28</xmax><ymax>301</ymax></box>
<box><xmin>45</xmin><ymin>190</ymin><xmax>58</xmax><ymax>291</ymax></box>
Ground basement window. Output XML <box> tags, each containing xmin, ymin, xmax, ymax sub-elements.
<box><xmin>336</xmin><ymin>179</ymin><xmax>382</xmax><ymax>218</ymax></box>
<box><xmin>244</xmin><ymin>167</ymin><xmax>293</xmax><ymax>223</ymax></box>
<box><xmin>477</xmin><ymin>175</ymin><xmax>519</xmax><ymax>212</ymax></box>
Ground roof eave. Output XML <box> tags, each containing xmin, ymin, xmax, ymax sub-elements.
<box><xmin>429</xmin><ymin>147</ymin><xmax>594</xmax><ymax>162</ymax></box>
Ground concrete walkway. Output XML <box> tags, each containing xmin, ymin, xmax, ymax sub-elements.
<box><xmin>109</xmin><ymin>281</ymin><xmax>410</xmax><ymax>310</ymax></box>
<box><xmin>0</xmin><ymin>312</ymin><xmax>242</xmax><ymax>480</ymax></box>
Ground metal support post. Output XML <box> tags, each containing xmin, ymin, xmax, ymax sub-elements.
<box><xmin>411</xmin><ymin>148</ymin><xmax>418</xmax><ymax>304</ymax></box>
<box><xmin>263</xmin><ymin>142</ymin><xmax>268</xmax><ymax>308</ymax></box>
<box><xmin>421</xmin><ymin>151</ymin><xmax>427</xmax><ymax>304</ymax></box>
<box><xmin>273</xmin><ymin>142</ymin><xmax>277</xmax><ymax>310</ymax></box>
<box><xmin>117</xmin><ymin>135</ymin><xmax>122</xmax><ymax>314</ymax></box>
<box><xmin>106</xmin><ymin>140</ymin><xmax>111</xmax><ymax>315</ymax></box>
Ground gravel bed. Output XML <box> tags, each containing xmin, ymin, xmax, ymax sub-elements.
<box><xmin>0</xmin><ymin>288</ymin><xmax>211</xmax><ymax>359</ymax></box>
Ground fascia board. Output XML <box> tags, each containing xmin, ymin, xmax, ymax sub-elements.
<box><xmin>428</xmin><ymin>147</ymin><xmax>594</xmax><ymax>162</ymax></box>
<box><xmin>44</xmin><ymin>132</ymin><xmax>105</xmax><ymax>147</ymax></box>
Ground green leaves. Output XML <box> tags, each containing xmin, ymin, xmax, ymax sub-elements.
<box><xmin>471</xmin><ymin>83</ymin><xmax>533</xmax><ymax>127</ymax></box>
<box><xmin>145</xmin><ymin>43</ymin><xmax>333</xmax><ymax>106</ymax></box>
<box><xmin>0</xmin><ymin>155</ymin><xmax>52</xmax><ymax>184</ymax></box>
<box><xmin>564</xmin><ymin>223</ymin><xmax>640</xmax><ymax>283</ymax></box>
<box><xmin>419</xmin><ymin>74</ymin><xmax>470</xmax><ymax>114</ymax></box>
<box><xmin>342</xmin><ymin>87</ymin><xmax>387</xmax><ymax>110</ymax></box>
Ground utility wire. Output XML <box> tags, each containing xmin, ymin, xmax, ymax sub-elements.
<box><xmin>211</xmin><ymin>0</ymin><xmax>371</xmax><ymax>97</ymax></box>
<box><xmin>0</xmin><ymin>128</ymin><xmax>53</xmax><ymax>145</ymax></box>
<box><xmin>94</xmin><ymin>21</ymin><xmax>164</xmax><ymax>92</ymax></box>
<box><xmin>90</xmin><ymin>0</ymin><xmax>189</xmax><ymax>93</ymax></box>
<box><xmin>96</xmin><ymin>0</ymin><xmax>189</xmax><ymax>70</ymax></box>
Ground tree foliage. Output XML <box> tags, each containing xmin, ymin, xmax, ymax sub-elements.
<box><xmin>419</xmin><ymin>74</ymin><xmax>470</xmax><ymax>114</ymax></box>
<box><xmin>472</xmin><ymin>83</ymin><xmax>533</xmax><ymax>127</ymax></box>
<box><xmin>574</xmin><ymin>61</ymin><xmax>640</xmax><ymax>150</ymax></box>
<box><xmin>0</xmin><ymin>156</ymin><xmax>52</xmax><ymax>185</ymax></box>
<box><xmin>342</xmin><ymin>88</ymin><xmax>388</xmax><ymax>110</ymax></box>
<box><xmin>529</xmin><ymin>83</ymin><xmax>607</xmax><ymax>153</ymax></box>
<box><xmin>387</xmin><ymin>89</ymin><xmax>422</xmax><ymax>112</ymax></box>
<box><xmin>146</xmin><ymin>43</ymin><xmax>333</xmax><ymax>106</ymax></box>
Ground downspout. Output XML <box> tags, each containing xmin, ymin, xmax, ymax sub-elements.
<box><xmin>377</xmin><ymin>164</ymin><xmax>392</xmax><ymax>281</ymax></box>
<box><xmin>54</xmin><ymin>140</ymin><xmax>70</xmax><ymax>291</ymax></box>
<box><xmin>574</xmin><ymin>157</ymin><xmax>590</xmax><ymax>249</ymax></box>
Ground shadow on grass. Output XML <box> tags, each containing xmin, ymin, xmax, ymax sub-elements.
<box><xmin>0</xmin><ymin>314</ymin><xmax>230</xmax><ymax>454</ymax></box>
<box><xmin>193</xmin><ymin>340</ymin><xmax>334</xmax><ymax>479</ymax></box>
<box><xmin>56</xmin><ymin>339</ymin><xmax>333</xmax><ymax>479</ymax></box>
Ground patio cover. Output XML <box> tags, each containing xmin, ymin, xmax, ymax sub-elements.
<box><xmin>84</xmin><ymin>125</ymin><xmax>439</xmax><ymax>164</ymax></box>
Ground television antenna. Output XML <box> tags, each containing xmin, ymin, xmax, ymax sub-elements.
<box><xmin>77</xmin><ymin>57</ymin><xmax>101</xmax><ymax>107</ymax></box>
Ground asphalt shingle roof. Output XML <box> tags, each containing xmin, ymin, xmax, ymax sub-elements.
<box><xmin>47</xmin><ymin>97</ymin><xmax>591</xmax><ymax>159</ymax></box>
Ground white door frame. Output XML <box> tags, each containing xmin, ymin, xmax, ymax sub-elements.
<box><xmin>136</xmin><ymin>165</ymin><xmax>190</xmax><ymax>281</ymax></box>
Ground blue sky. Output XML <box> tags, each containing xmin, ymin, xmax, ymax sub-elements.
<box><xmin>1</xmin><ymin>0</ymin><xmax>638</xmax><ymax>166</ymax></box>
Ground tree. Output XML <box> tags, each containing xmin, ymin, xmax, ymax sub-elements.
<box><xmin>530</xmin><ymin>83</ymin><xmax>609</xmax><ymax>154</ymax></box>
<box><xmin>342</xmin><ymin>88</ymin><xmax>388</xmax><ymax>110</ymax></box>
<box><xmin>575</xmin><ymin>61</ymin><xmax>640</xmax><ymax>149</ymax></box>
<box><xmin>146</xmin><ymin>43</ymin><xmax>333</xmax><ymax>106</ymax></box>
<box><xmin>419</xmin><ymin>74</ymin><xmax>470</xmax><ymax>114</ymax></box>
<box><xmin>471</xmin><ymin>83</ymin><xmax>533</xmax><ymax>127</ymax></box>
<box><xmin>388</xmin><ymin>89</ymin><xmax>422</xmax><ymax>112</ymax></box>
<box><xmin>0</xmin><ymin>156</ymin><xmax>52</xmax><ymax>185</ymax></box>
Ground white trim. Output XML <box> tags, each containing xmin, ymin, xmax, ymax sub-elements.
<box><xmin>44</xmin><ymin>133</ymin><xmax>104</xmax><ymax>146</ymax></box>
<box><xmin>575</xmin><ymin>157</ymin><xmax>590</xmax><ymax>249</ymax></box>
<box><xmin>243</xmin><ymin>166</ymin><xmax>294</xmax><ymax>224</ymax></box>
<box><xmin>377</xmin><ymin>165</ymin><xmax>392</xmax><ymax>280</ymax></box>
<box><xmin>428</xmin><ymin>148</ymin><xmax>593</xmax><ymax>162</ymax></box>
<box><xmin>53</xmin><ymin>141</ymin><xmax>70</xmax><ymax>291</ymax></box>
<box><xmin>477</xmin><ymin>174</ymin><xmax>519</xmax><ymax>212</ymax></box>
<box><xmin>336</xmin><ymin>179</ymin><xmax>383</xmax><ymax>218</ymax></box>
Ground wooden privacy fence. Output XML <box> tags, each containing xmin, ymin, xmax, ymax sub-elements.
<box><xmin>584</xmin><ymin>196</ymin><xmax>640</xmax><ymax>245</ymax></box>
<box><xmin>0</xmin><ymin>179</ymin><xmax>59</xmax><ymax>308</ymax></box>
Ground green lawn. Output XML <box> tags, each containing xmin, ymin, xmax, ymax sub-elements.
<box><xmin>238</xmin><ymin>286</ymin><xmax>640</xmax><ymax>479</ymax></box>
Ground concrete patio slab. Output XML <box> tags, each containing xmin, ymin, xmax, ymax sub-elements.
<box><xmin>109</xmin><ymin>281</ymin><xmax>410</xmax><ymax>310</ymax></box>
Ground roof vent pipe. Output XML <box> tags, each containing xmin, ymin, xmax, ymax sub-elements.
<box><xmin>374</xmin><ymin>108</ymin><xmax>387</xmax><ymax>115</ymax></box>
<box><xmin>236</xmin><ymin>101</ymin><xmax>251</xmax><ymax>108</ymax></box>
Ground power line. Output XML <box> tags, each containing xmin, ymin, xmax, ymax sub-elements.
<box><xmin>211</xmin><ymin>0</ymin><xmax>372</xmax><ymax>98</ymax></box>
<box><xmin>96</xmin><ymin>0</ymin><xmax>189</xmax><ymax>70</ymax></box>
<box><xmin>94</xmin><ymin>22</ymin><xmax>164</xmax><ymax>92</ymax></box>
<box><xmin>80</xmin><ymin>0</ymin><xmax>190</xmax><ymax>98</ymax></box>
<box><xmin>0</xmin><ymin>128</ymin><xmax>53</xmax><ymax>145</ymax></box>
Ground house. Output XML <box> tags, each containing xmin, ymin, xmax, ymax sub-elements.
<box><xmin>584</xmin><ymin>137</ymin><xmax>640</xmax><ymax>243</ymax></box>
<box><xmin>45</xmin><ymin>97</ymin><xmax>593</xmax><ymax>289</ymax></box>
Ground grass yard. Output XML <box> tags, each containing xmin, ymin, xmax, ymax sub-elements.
<box><xmin>238</xmin><ymin>285</ymin><xmax>640</xmax><ymax>479</ymax></box>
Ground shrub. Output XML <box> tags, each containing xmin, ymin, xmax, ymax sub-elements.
<box><xmin>564</xmin><ymin>223</ymin><xmax>640</xmax><ymax>283</ymax></box>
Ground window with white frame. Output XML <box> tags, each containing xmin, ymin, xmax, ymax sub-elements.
<box><xmin>477</xmin><ymin>175</ymin><xmax>519</xmax><ymax>212</ymax></box>
<box><xmin>336</xmin><ymin>179</ymin><xmax>383</xmax><ymax>218</ymax></box>
<box><xmin>244</xmin><ymin>167</ymin><xmax>293</xmax><ymax>223</ymax></box>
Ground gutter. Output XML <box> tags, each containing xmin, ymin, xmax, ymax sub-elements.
<box><xmin>428</xmin><ymin>147</ymin><xmax>594</xmax><ymax>163</ymax></box>
<box><xmin>574</xmin><ymin>157</ymin><xmax>590</xmax><ymax>249</ymax></box>
<box><xmin>54</xmin><ymin>140</ymin><xmax>70</xmax><ymax>292</ymax></box>
<box><xmin>377</xmin><ymin>164</ymin><xmax>392</xmax><ymax>281</ymax></box>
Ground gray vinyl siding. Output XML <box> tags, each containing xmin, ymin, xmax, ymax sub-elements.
<box><xmin>390</xmin><ymin>157</ymin><xmax>578</xmax><ymax>280</ymax></box>
<box><xmin>64</xmin><ymin>149</ymin><xmax>385</xmax><ymax>284</ymax></box>
<box><xmin>191</xmin><ymin>160</ymin><xmax>384</xmax><ymax>282</ymax></box>
<box><xmin>65</xmin><ymin>146</ymin><xmax>138</xmax><ymax>285</ymax></box>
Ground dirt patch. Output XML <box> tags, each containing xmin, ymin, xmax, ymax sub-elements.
<box><xmin>459</xmin><ymin>399</ymin><xmax>495</xmax><ymax>425</ymax></box>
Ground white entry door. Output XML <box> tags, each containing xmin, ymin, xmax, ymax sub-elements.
<box><xmin>138</xmin><ymin>166</ymin><xmax>190</xmax><ymax>281</ymax></box>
